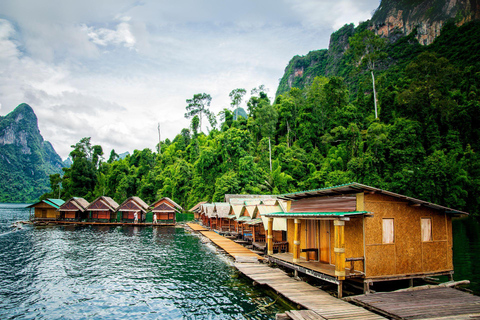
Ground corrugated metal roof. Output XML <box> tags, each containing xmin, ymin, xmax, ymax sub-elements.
<box><xmin>278</xmin><ymin>182</ymin><xmax>468</xmax><ymax>216</ymax></box>
<box><xmin>27</xmin><ymin>198</ymin><xmax>65</xmax><ymax>209</ymax></box>
<box><xmin>264</xmin><ymin>211</ymin><xmax>369</xmax><ymax>218</ymax></box>
<box><xmin>46</xmin><ymin>199</ymin><xmax>65</xmax><ymax>208</ymax></box>
<box><xmin>236</xmin><ymin>216</ymin><xmax>252</xmax><ymax>222</ymax></box>
<box><xmin>245</xmin><ymin>218</ymin><xmax>263</xmax><ymax>225</ymax></box>
<box><xmin>227</xmin><ymin>214</ymin><xmax>236</xmax><ymax>219</ymax></box>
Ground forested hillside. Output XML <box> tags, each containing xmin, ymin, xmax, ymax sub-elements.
<box><xmin>0</xmin><ymin>103</ymin><xmax>64</xmax><ymax>202</ymax></box>
<box><xmin>41</xmin><ymin>16</ymin><xmax>480</xmax><ymax>216</ymax></box>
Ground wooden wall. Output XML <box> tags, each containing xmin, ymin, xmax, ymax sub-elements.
<box><xmin>33</xmin><ymin>202</ymin><xmax>59</xmax><ymax>219</ymax></box>
<box><xmin>364</xmin><ymin>193</ymin><xmax>453</xmax><ymax>278</ymax></box>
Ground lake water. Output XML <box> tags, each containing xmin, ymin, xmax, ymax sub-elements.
<box><xmin>0</xmin><ymin>204</ymin><xmax>290</xmax><ymax>319</ymax></box>
<box><xmin>1</xmin><ymin>205</ymin><xmax>479</xmax><ymax>320</ymax></box>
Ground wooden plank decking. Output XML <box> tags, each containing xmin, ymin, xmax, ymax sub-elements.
<box><xmin>235</xmin><ymin>263</ymin><xmax>386</xmax><ymax>320</ymax></box>
<box><xmin>187</xmin><ymin>223</ymin><xmax>264</xmax><ymax>262</ymax></box>
<box><xmin>348</xmin><ymin>287</ymin><xmax>480</xmax><ymax>319</ymax></box>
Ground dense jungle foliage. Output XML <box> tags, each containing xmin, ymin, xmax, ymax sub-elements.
<box><xmin>42</xmin><ymin>20</ymin><xmax>480</xmax><ymax>216</ymax></box>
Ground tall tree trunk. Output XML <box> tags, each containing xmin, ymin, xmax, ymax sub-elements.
<box><xmin>371</xmin><ymin>70</ymin><xmax>378</xmax><ymax>119</ymax></box>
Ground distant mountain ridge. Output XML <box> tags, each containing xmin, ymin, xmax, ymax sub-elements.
<box><xmin>0</xmin><ymin>103</ymin><xmax>64</xmax><ymax>202</ymax></box>
<box><xmin>276</xmin><ymin>0</ymin><xmax>480</xmax><ymax>96</ymax></box>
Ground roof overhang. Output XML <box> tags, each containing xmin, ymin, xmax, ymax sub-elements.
<box><xmin>278</xmin><ymin>182</ymin><xmax>468</xmax><ymax>216</ymax></box>
<box><xmin>263</xmin><ymin>211</ymin><xmax>370</xmax><ymax>220</ymax></box>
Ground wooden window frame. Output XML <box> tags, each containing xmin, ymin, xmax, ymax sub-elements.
<box><xmin>421</xmin><ymin>217</ymin><xmax>433</xmax><ymax>242</ymax></box>
<box><xmin>382</xmin><ymin>218</ymin><xmax>395</xmax><ymax>244</ymax></box>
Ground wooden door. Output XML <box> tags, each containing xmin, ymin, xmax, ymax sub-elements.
<box><xmin>306</xmin><ymin>220</ymin><xmax>318</xmax><ymax>261</ymax></box>
<box><xmin>319</xmin><ymin>220</ymin><xmax>330</xmax><ymax>264</ymax></box>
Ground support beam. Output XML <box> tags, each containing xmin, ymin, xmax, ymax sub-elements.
<box><xmin>293</xmin><ymin>219</ymin><xmax>301</xmax><ymax>263</ymax></box>
<box><xmin>334</xmin><ymin>220</ymin><xmax>345</xmax><ymax>281</ymax></box>
<box><xmin>267</xmin><ymin>218</ymin><xmax>273</xmax><ymax>255</ymax></box>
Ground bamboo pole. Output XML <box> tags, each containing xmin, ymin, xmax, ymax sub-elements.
<box><xmin>293</xmin><ymin>219</ymin><xmax>301</xmax><ymax>263</ymax></box>
<box><xmin>267</xmin><ymin>218</ymin><xmax>273</xmax><ymax>255</ymax></box>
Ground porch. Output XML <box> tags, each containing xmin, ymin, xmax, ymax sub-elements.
<box><xmin>269</xmin><ymin>252</ymin><xmax>364</xmax><ymax>284</ymax></box>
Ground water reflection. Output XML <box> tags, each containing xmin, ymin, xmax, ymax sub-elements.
<box><xmin>0</xmin><ymin>207</ymin><xmax>287</xmax><ymax>319</ymax></box>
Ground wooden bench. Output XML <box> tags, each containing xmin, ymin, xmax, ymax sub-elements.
<box><xmin>346</xmin><ymin>257</ymin><xmax>364</xmax><ymax>272</ymax></box>
<box><xmin>301</xmin><ymin>248</ymin><xmax>319</xmax><ymax>261</ymax></box>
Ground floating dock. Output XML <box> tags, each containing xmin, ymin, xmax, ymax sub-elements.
<box><xmin>186</xmin><ymin>223</ymin><xmax>385</xmax><ymax>319</ymax></box>
<box><xmin>34</xmin><ymin>221</ymin><xmax>175</xmax><ymax>227</ymax></box>
<box><xmin>347</xmin><ymin>286</ymin><xmax>480</xmax><ymax>319</ymax></box>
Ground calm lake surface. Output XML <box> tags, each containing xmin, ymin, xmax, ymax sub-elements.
<box><xmin>1</xmin><ymin>205</ymin><xmax>479</xmax><ymax>320</ymax></box>
<box><xmin>0</xmin><ymin>204</ymin><xmax>290</xmax><ymax>319</ymax></box>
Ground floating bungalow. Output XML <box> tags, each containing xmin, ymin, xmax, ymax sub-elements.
<box><xmin>86</xmin><ymin>196</ymin><xmax>119</xmax><ymax>222</ymax></box>
<box><xmin>263</xmin><ymin>183</ymin><xmax>468</xmax><ymax>298</ymax></box>
<box><xmin>200</xmin><ymin>203</ymin><xmax>215</xmax><ymax>228</ymax></box>
<box><xmin>28</xmin><ymin>199</ymin><xmax>65</xmax><ymax>221</ymax></box>
<box><xmin>189</xmin><ymin>201</ymin><xmax>207</xmax><ymax>220</ymax></box>
<box><xmin>213</xmin><ymin>202</ymin><xmax>231</xmax><ymax>231</ymax></box>
<box><xmin>255</xmin><ymin>200</ymin><xmax>288</xmax><ymax>253</ymax></box>
<box><xmin>117</xmin><ymin>196</ymin><xmax>149</xmax><ymax>222</ymax></box>
<box><xmin>227</xmin><ymin>204</ymin><xmax>244</xmax><ymax>233</ymax></box>
<box><xmin>58</xmin><ymin>197</ymin><xmax>89</xmax><ymax>221</ymax></box>
<box><xmin>149</xmin><ymin>197</ymin><xmax>183</xmax><ymax>224</ymax></box>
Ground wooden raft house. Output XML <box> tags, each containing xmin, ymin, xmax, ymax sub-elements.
<box><xmin>263</xmin><ymin>182</ymin><xmax>468</xmax><ymax>298</ymax></box>
<box><xmin>148</xmin><ymin>197</ymin><xmax>183</xmax><ymax>224</ymax></box>
<box><xmin>86</xmin><ymin>196</ymin><xmax>119</xmax><ymax>222</ymax></box>
<box><xmin>58</xmin><ymin>197</ymin><xmax>90</xmax><ymax>221</ymax></box>
<box><xmin>117</xmin><ymin>196</ymin><xmax>149</xmax><ymax>223</ymax></box>
<box><xmin>28</xmin><ymin>199</ymin><xmax>65</xmax><ymax>221</ymax></box>
<box><xmin>213</xmin><ymin>202</ymin><xmax>231</xmax><ymax>232</ymax></box>
<box><xmin>189</xmin><ymin>201</ymin><xmax>207</xmax><ymax>220</ymax></box>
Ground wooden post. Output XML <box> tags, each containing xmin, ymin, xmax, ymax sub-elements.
<box><xmin>334</xmin><ymin>219</ymin><xmax>346</xmax><ymax>298</ymax></box>
<box><xmin>267</xmin><ymin>218</ymin><xmax>274</xmax><ymax>255</ymax></box>
<box><xmin>293</xmin><ymin>219</ymin><xmax>301</xmax><ymax>263</ymax></box>
<box><xmin>338</xmin><ymin>280</ymin><xmax>343</xmax><ymax>298</ymax></box>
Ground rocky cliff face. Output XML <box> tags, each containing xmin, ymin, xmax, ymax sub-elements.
<box><xmin>0</xmin><ymin>103</ymin><xmax>64</xmax><ymax>202</ymax></box>
<box><xmin>276</xmin><ymin>0</ymin><xmax>480</xmax><ymax>96</ymax></box>
<box><xmin>371</xmin><ymin>0</ymin><xmax>480</xmax><ymax>45</ymax></box>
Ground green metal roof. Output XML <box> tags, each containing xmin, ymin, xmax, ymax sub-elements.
<box><xmin>245</xmin><ymin>218</ymin><xmax>263</xmax><ymax>225</ymax></box>
<box><xmin>235</xmin><ymin>216</ymin><xmax>252</xmax><ymax>222</ymax></box>
<box><xmin>27</xmin><ymin>198</ymin><xmax>65</xmax><ymax>209</ymax></box>
<box><xmin>227</xmin><ymin>214</ymin><xmax>236</xmax><ymax>219</ymax></box>
<box><xmin>263</xmin><ymin>211</ymin><xmax>369</xmax><ymax>217</ymax></box>
<box><xmin>46</xmin><ymin>199</ymin><xmax>65</xmax><ymax>208</ymax></box>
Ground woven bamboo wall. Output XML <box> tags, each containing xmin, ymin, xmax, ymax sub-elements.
<box><xmin>364</xmin><ymin>193</ymin><xmax>452</xmax><ymax>278</ymax></box>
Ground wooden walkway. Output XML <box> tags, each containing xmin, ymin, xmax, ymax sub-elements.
<box><xmin>186</xmin><ymin>223</ymin><xmax>264</xmax><ymax>262</ymax></box>
<box><xmin>235</xmin><ymin>263</ymin><xmax>386</xmax><ymax>320</ymax></box>
<box><xmin>348</xmin><ymin>287</ymin><xmax>480</xmax><ymax>319</ymax></box>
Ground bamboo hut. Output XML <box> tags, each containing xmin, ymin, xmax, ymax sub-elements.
<box><xmin>58</xmin><ymin>197</ymin><xmax>89</xmax><ymax>221</ymax></box>
<box><xmin>28</xmin><ymin>199</ymin><xmax>65</xmax><ymax>221</ymax></box>
<box><xmin>117</xmin><ymin>197</ymin><xmax>149</xmax><ymax>223</ymax></box>
<box><xmin>264</xmin><ymin>183</ymin><xmax>468</xmax><ymax>298</ymax></box>
<box><xmin>149</xmin><ymin>197</ymin><xmax>183</xmax><ymax>224</ymax></box>
<box><xmin>213</xmin><ymin>202</ymin><xmax>231</xmax><ymax>231</ymax></box>
<box><xmin>201</xmin><ymin>203</ymin><xmax>215</xmax><ymax>228</ymax></box>
<box><xmin>86</xmin><ymin>196</ymin><xmax>119</xmax><ymax>222</ymax></box>
<box><xmin>189</xmin><ymin>201</ymin><xmax>207</xmax><ymax>220</ymax></box>
<box><xmin>255</xmin><ymin>200</ymin><xmax>288</xmax><ymax>252</ymax></box>
<box><xmin>227</xmin><ymin>204</ymin><xmax>244</xmax><ymax>233</ymax></box>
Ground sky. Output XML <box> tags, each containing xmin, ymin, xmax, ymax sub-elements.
<box><xmin>0</xmin><ymin>0</ymin><xmax>380</xmax><ymax>160</ymax></box>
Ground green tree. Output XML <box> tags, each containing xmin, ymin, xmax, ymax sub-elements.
<box><xmin>229</xmin><ymin>88</ymin><xmax>247</xmax><ymax>120</ymax></box>
<box><xmin>349</xmin><ymin>29</ymin><xmax>387</xmax><ymax>118</ymax></box>
<box><xmin>185</xmin><ymin>93</ymin><xmax>213</xmax><ymax>133</ymax></box>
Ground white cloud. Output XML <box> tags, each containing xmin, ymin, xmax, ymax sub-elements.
<box><xmin>0</xmin><ymin>0</ymin><xmax>381</xmax><ymax>159</ymax></box>
<box><xmin>82</xmin><ymin>17</ymin><xmax>136</xmax><ymax>49</ymax></box>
